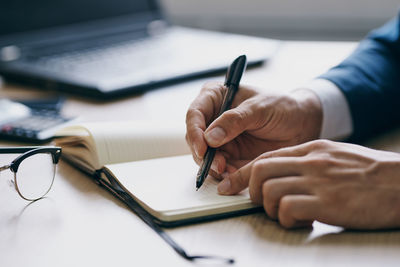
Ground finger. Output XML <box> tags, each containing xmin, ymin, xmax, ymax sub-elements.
<box><xmin>262</xmin><ymin>177</ymin><xmax>312</xmax><ymax>219</ymax></box>
<box><xmin>185</xmin><ymin>109</ymin><xmax>207</xmax><ymax>159</ymax></box>
<box><xmin>191</xmin><ymin>155</ymin><xmax>222</xmax><ymax>183</ymax></box>
<box><xmin>218</xmin><ymin>161</ymin><xmax>247</xmax><ymax>180</ymax></box>
<box><xmin>188</xmin><ymin>82</ymin><xmax>257</xmax><ymax>153</ymax></box>
<box><xmin>204</xmin><ymin>97</ymin><xmax>261</xmax><ymax>147</ymax></box>
<box><xmin>196</xmin><ymin>82</ymin><xmax>257</xmax><ymax>118</ymax></box>
<box><xmin>278</xmin><ymin>195</ymin><xmax>320</xmax><ymax>229</ymax></box>
<box><xmin>186</xmin><ymin>82</ymin><xmax>227</xmax><ymax>158</ymax></box>
<box><xmin>218</xmin><ymin>155</ymin><xmax>304</xmax><ymax>196</ymax></box>
<box><xmin>248</xmin><ymin>157</ymin><xmax>304</xmax><ymax>204</ymax></box>
<box><xmin>217</xmin><ymin>161</ymin><xmax>253</xmax><ymax>195</ymax></box>
<box><xmin>191</xmin><ymin>152</ymin><xmax>224</xmax><ymax>179</ymax></box>
<box><xmin>193</xmin><ymin>82</ymin><xmax>227</xmax><ymax>121</ymax></box>
<box><xmin>210</xmin><ymin>151</ymin><xmax>227</xmax><ymax>174</ymax></box>
<box><xmin>257</xmin><ymin>143</ymin><xmax>312</xmax><ymax>160</ymax></box>
<box><xmin>232</xmin><ymin>84</ymin><xmax>259</xmax><ymax>107</ymax></box>
<box><xmin>257</xmin><ymin>139</ymin><xmax>339</xmax><ymax>161</ymax></box>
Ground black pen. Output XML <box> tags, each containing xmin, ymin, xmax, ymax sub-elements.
<box><xmin>196</xmin><ymin>55</ymin><xmax>247</xmax><ymax>190</ymax></box>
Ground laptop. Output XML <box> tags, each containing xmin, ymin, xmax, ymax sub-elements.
<box><xmin>0</xmin><ymin>0</ymin><xmax>278</xmax><ymax>99</ymax></box>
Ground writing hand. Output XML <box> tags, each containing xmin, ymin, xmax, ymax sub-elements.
<box><xmin>185</xmin><ymin>81</ymin><xmax>322</xmax><ymax>178</ymax></box>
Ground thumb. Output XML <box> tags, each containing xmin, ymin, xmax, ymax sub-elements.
<box><xmin>204</xmin><ymin>103</ymin><xmax>256</xmax><ymax>147</ymax></box>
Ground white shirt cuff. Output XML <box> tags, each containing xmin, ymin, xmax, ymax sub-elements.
<box><xmin>307</xmin><ymin>79</ymin><xmax>353</xmax><ymax>140</ymax></box>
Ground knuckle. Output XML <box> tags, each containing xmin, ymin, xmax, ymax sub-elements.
<box><xmin>262</xmin><ymin>180</ymin><xmax>275</xmax><ymax>202</ymax></box>
<box><xmin>248</xmin><ymin>160</ymin><xmax>268</xmax><ymax>204</ymax></box>
<box><xmin>365</xmin><ymin>161</ymin><xmax>384</xmax><ymax>180</ymax></box>
<box><xmin>251</xmin><ymin>159</ymin><xmax>267</xmax><ymax>177</ymax></box>
<box><xmin>274</xmin><ymin>95</ymin><xmax>298</xmax><ymax>112</ymax></box>
<box><xmin>201</xmin><ymin>81</ymin><xmax>221</xmax><ymax>91</ymax></box>
<box><xmin>246</xmin><ymin>96</ymin><xmax>266</xmax><ymax>113</ymax></box>
<box><xmin>304</xmin><ymin>157</ymin><xmax>322</xmax><ymax>167</ymax></box>
<box><xmin>185</xmin><ymin>133</ymin><xmax>190</xmax><ymax>143</ymax></box>
<box><xmin>221</xmin><ymin>109</ymin><xmax>248</xmax><ymax>127</ymax></box>
<box><xmin>262</xmin><ymin>183</ymin><xmax>278</xmax><ymax>219</ymax></box>
<box><xmin>185</xmin><ymin>108</ymin><xmax>196</xmax><ymax>122</ymax></box>
<box><xmin>278</xmin><ymin>197</ymin><xmax>296</xmax><ymax>228</ymax></box>
<box><xmin>203</xmin><ymin>89</ymin><xmax>218</xmax><ymax>98</ymax></box>
<box><xmin>279</xmin><ymin>197</ymin><xmax>293</xmax><ymax>215</ymax></box>
<box><xmin>220</xmin><ymin>110</ymin><xmax>237</xmax><ymax>122</ymax></box>
<box><xmin>303</xmin><ymin>155</ymin><xmax>333</xmax><ymax>169</ymax></box>
<box><xmin>202</xmin><ymin>83</ymin><xmax>225</xmax><ymax>101</ymax></box>
<box><xmin>186</xmin><ymin>107</ymin><xmax>202</xmax><ymax>122</ymax></box>
<box><xmin>257</xmin><ymin>151</ymin><xmax>275</xmax><ymax>160</ymax></box>
<box><xmin>263</xmin><ymin>200</ymin><xmax>277</xmax><ymax>219</ymax></box>
<box><xmin>307</xmin><ymin>139</ymin><xmax>332</xmax><ymax>150</ymax></box>
<box><xmin>258</xmin><ymin>146</ymin><xmax>288</xmax><ymax>160</ymax></box>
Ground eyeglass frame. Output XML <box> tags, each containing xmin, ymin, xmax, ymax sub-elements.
<box><xmin>0</xmin><ymin>146</ymin><xmax>62</xmax><ymax>201</ymax></box>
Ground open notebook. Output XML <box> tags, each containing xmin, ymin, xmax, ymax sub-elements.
<box><xmin>55</xmin><ymin>121</ymin><xmax>260</xmax><ymax>226</ymax></box>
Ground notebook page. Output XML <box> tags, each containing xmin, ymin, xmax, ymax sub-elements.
<box><xmin>55</xmin><ymin>126</ymin><xmax>100</xmax><ymax>169</ymax></box>
<box><xmin>105</xmin><ymin>155</ymin><xmax>257</xmax><ymax>220</ymax></box>
<box><xmin>82</xmin><ymin>121</ymin><xmax>190</xmax><ymax>166</ymax></box>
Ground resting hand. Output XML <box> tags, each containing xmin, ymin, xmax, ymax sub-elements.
<box><xmin>218</xmin><ymin>139</ymin><xmax>400</xmax><ymax>229</ymax></box>
<box><xmin>185</xmin><ymin>82</ymin><xmax>322</xmax><ymax>177</ymax></box>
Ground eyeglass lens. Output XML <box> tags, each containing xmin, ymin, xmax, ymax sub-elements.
<box><xmin>14</xmin><ymin>152</ymin><xmax>56</xmax><ymax>201</ymax></box>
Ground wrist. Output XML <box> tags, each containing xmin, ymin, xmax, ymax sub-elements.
<box><xmin>290</xmin><ymin>88</ymin><xmax>323</xmax><ymax>140</ymax></box>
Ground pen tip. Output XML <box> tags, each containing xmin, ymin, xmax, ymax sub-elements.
<box><xmin>196</xmin><ymin>187</ymin><xmax>199</xmax><ymax>191</ymax></box>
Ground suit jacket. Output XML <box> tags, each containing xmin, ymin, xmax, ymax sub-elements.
<box><xmin>320</xmin><ymin>12</ymin><xmax>400</xmax><ymax>142</ymax></box>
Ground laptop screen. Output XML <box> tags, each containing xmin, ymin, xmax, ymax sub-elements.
<box><xmin>0</xmin><ymin>0</ymin><xmax>158</xmax><ymax>37</ymax></box>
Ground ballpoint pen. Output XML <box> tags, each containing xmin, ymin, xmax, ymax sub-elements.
<box><xmin>196</xmin><ymin>55</ymin><xmax>247</xmax><ymax>190</ymax></box>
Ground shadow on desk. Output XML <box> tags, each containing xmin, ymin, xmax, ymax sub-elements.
<box><xmin>308</xmin><ymin>228</ymin><xmax>400</xmax><ymax>246</ymax></box>
<box><xmin>221</xmin><ymin>209</ymin><xmax>400</xmax><ymax>248</ymax></box>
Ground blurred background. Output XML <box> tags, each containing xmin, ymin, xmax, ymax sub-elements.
<box><xmin>161</xmin><ymin>0</ymin><xmax>400</xmax><ymax>40</ymax></box>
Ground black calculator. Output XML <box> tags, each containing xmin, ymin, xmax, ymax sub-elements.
<box><xmin>0</xmin><ymin>97</ymin><xmax>74</xmax><ymax>143</ymax></box>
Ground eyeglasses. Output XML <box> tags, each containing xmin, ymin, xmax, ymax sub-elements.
<box><xmin>0</xmin><ymin>146</ymin><xmax>61</xmax><ymax>201</ymax></box>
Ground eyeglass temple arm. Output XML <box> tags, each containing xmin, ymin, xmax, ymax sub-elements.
<box><xmin>0</xmin><ymin>147</ymin><xmax>44</xmax><ymax>154</ymax></box>
<box><xmin>0</xmin><ymin>164</ymin><xmax>10</xmax><ymax>172</ymax></box>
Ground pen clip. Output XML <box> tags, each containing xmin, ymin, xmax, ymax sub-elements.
<box><xmin>224</xmin><ymin>55</ymin><xmax>247</xmax><ymax>87</ymax></box>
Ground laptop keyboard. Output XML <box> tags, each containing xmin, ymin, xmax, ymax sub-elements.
<box><xmin>33</xmin><ymin>36</ymin><xmax>174</xmax><ymax>76</ymax></box>
<box><xmin>21</xmin><ymin>27</ymin><xmax>272</xmax><ymax>90</ymax></box>
<box><xmin>28</xmin><ymin>30</ymin><xmax>226</xmax><ymax>86</ymax></box>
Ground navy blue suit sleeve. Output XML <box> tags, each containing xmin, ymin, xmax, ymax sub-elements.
<box><xmin>319</xmin><ymin>13</ymin><xmax>400</xmax><ymax>142</ymax></box>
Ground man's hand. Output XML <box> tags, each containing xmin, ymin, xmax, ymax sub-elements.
<box><xmin>218</xmin><ymin>139</ymin><xmax>400</xmax><ymax>229</ymax></box>
<box><xmin>185</xmin><ymin>82</ymin><xmax>322</xmax><ymax>177</ymax></box>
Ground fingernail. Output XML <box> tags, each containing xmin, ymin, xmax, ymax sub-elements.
<box><xmin>218</xmin><ymin>178</ymin><xmax>231</xmax><ymax>194</ymax></box>
<box><xmin>205</xmin><ymin>127</ymin><xmax>226</xmax><ymax>145</ymax></box>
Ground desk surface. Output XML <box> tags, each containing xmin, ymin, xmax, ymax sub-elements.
<box><xmin>1</xmin><ymin>41</ymin><xmax>400</xmax><ymax>267</ymax></box>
